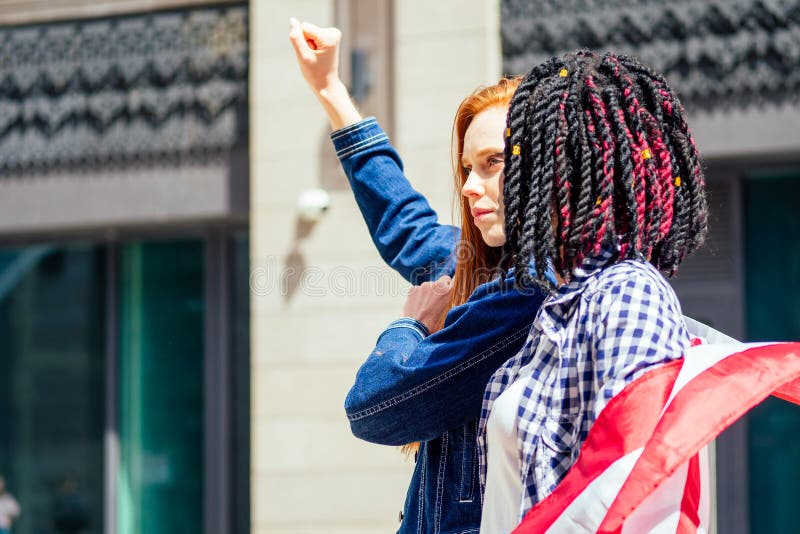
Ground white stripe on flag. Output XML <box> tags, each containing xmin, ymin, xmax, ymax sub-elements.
<box><xmin>663</xmin><ymin>343</ymin><xmax>744</xmax><ymax>413</ymax></box>
<box><xmin>545</xmin><ymin>450</ymin><xmax>643</xmax><ymax>533</ymax></box>
<box><xmin>621</xmin><ymin>461</ymin><xmax>688</xmax><ymax>534</ymax></box>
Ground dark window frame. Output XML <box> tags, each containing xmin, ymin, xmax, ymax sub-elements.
<box><xmin>0</xmin><ymin>224</ymin><xmax>250</xmax><ymax>534</ymax></box>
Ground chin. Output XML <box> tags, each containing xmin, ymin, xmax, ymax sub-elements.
<box><xmin>482</xmin><ymin>230</ymin><xmax>506</xmax><ymax>248</ymax></box>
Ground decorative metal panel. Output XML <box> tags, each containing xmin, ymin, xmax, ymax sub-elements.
<box><xmin>501</xmin><ymin>0</ymin><xmax>800</xmax><ymax>111</ymax></box>
<box><xmin>0</xmin><ymin>5</ymin><xmax>248</xmax><ymax>175</ymax></box>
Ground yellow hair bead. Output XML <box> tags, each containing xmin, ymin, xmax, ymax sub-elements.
<box><xmin>674</xmin><ymin>176</ymin><xmax>682</xmax><ymax>187</ymax></box>
<box><xmin>505</xmin><ymin>128</ymin><xmax>511</xmax><ymax>137</ymax></box>
<box><xmin>559</xmin><ymin>68</ymin><xmax>568</xmax><ymax>77</ymax></box>
<box><xmin>512</xmin><ymin>145</ymin><xmax>521</xmax><ymax>155</ymax></box>
<box><xmin>595</xmin><ymin>196</ymin><xmax>602</xmax><ymax>206</ymax></box>
<box><xmin>641</xmin><ymin>148</ymin><xmax>652</xmax><ymax>160</ymax></box>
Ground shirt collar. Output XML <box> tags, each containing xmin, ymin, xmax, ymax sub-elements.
<box><xmin>546</xmin><ymin>246</ymin><xmax>618</xmax><ymax>308</ymax></box>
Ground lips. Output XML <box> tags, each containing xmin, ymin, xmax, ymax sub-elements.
<box><xmin>471</xmin><ymin>207</ymin><xmax>495</xmax><ymax>221</ymax></box>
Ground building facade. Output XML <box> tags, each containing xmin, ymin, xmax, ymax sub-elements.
<box><xmin>1</xmin><ymin>1</ymin><xmax>798</xmax><ymax>533</ymax></box>
<box><xmin>0</xmin><ymin>2</ymin><xmax>250</xmax><ymax>533</ymax></box>
<box><xmin>0</xmin><ymin>0</ymin><xmax>502</xmax><ymax>532</ymax></box>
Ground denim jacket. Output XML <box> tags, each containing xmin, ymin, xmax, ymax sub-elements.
<box><xmin>331</xmin><ymin>118</ymin><xmax>548</xmax><ymax>534</ymax></box>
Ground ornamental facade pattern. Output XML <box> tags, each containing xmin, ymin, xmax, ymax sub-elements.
<box><xmin>502</xmin><ymin>0</ymin><xmax>800</xmax><ymax>111</ymax></box>
<box><xmin>0</xmin><ymin>5</ymin><xmax>248</xmax><ymax>175</ymax></box>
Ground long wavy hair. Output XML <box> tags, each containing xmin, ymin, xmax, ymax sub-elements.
<box><xmin>403</xmin><ymin>77</ymin><xmax>520</xmax><ymax>457</ymax></box>
<box><xmin>437</xmin><ymin>76</ymin><xmax>521</xmax><ymax>328</ymax></box>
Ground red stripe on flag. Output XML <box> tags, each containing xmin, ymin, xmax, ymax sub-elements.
<box><xmin>773</xmin><ymin>377</ymin><xmax>800</xmax><ymax>405</ymax></box>
<box><xmin>598</xmin><ymin>343</ymin><xmax>800</xmax><ymax>532</ymax></box>
<box><xmin>676</xmin><ymin>453</ymin><xmax>700</xmax><ymax>534</ymax></box>
<box><xmin>512</xmin><ymin>360</ymin><xmax>683</xmax><ymax>533</ymax></box>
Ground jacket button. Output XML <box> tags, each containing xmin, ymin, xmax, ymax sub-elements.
<box><xmin>398</xmin><ymin>510</ymin><xmax>404</xmax><ymax>522</ymax></box>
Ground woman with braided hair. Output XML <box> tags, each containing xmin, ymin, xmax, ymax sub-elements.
<box><xmin>290</xmin><ymin>19</ymin><xmax>551</xmax><ymax>533</ymax></box>
<box><xmin>478</xmin><ymin>50</ymin><xmax>708</xmax><ymax>532</ymax></box>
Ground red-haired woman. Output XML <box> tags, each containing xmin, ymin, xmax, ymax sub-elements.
<box><xmin>290</xmin><ymin>20</ymin><xmax>549</xmax><ymax>533</ymax></box>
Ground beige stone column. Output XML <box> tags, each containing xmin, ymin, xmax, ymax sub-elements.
<box><xmin>393</xmin><ymin>0</ymin><xmax>502</xmax><ymax>218</ymax></box>
<box><xmin>249</xmin><ymin>1</ymin><xmax>500</xmax><ymax>532</ymax></box>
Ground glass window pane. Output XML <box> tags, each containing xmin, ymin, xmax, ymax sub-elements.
<box><xmin>117</xmin><ymin>240</ymin><xmax>203</xmax><ymax>534</ymax></box>
<box><xmin>744</xmin><ymin>172</ymin><xmax>800</xmax><ymax>533</ymax></box>
<box><xmin>0</xmin><ymin>244</ymin><xmax>105</xmax><ymax>534</ymax></box>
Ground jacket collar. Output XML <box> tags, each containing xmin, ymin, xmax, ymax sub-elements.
<box><xmin>545</xmin><ymin>246</ymin><xmax>618</xmax><ymax>309</ymax></box>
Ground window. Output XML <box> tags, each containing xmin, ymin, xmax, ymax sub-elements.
<box><xmin>743</xmin><ymin>171</ymin><xmax>800</xmax><ymax>534</ymax></box>
<box><xmin>0</xmin><ymin>232</ymin><xmax>249</xmax><ymax>534</ymax></box>
<box><xmin>0</xmin><ymin>244</ymin><xmax>105</xmax><ymax>534</ymax></box>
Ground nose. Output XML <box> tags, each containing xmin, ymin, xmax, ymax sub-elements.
<box><xmin>461</xmin><ymin>172</ymin><xmax>485</xmax><ymax>199</ymax></box>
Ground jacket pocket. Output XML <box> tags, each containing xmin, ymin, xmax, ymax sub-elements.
<box><xmin>533</xmin><ymin>415</ymin><xmax>580</xmax><ymax>501</ymax></box>
<box><xmin>458</xmin><ymin>421</ymin><xmax>478</xmax><ymax>503</ymax></box>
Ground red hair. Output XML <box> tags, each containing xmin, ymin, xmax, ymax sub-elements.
<box><xmin>402</xmin><ymin>77</ymin><xmax>520</xmax><ymax>457</ymax></box>
<box><xmin>401</xmin><ymin>77</ymin><xmax>522</xmax><ymax>456</ymax></box>
<box><xmin>438</xmin><ymin>76</ymin><xmax>521</xmax><ymax>328</ymax></box>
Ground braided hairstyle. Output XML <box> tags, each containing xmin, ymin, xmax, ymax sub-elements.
<box><xmin>501</xmin><ymin>51</ymin><xmax>707</xmax><ymax>291</ymax></box>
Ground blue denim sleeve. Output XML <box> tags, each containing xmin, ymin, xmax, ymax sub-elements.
<box><xmin>344</xmin><ymin>275</ymin><xmax>548</xmax><ymax>445</ymax></box>
<box><xmin>331</xmin><ymin>118</ymin><xmax>459</xmax><ymax>283</ymax></box>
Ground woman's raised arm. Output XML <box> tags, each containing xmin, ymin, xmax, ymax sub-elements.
<box><xmin>290</xmin><ymin>19</ymin><xmax>459</xmax><ymax>283</ymax></box>
<box><xmin>289</xmin><ymin>18</ymin><xmax>361</xmax><ymax>130</ymax></box>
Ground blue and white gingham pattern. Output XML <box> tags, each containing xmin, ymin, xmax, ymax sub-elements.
<box><xmin>478</xmin><ymin>250</ymin><xmax>690</xmax><ymax>520</ymax></box>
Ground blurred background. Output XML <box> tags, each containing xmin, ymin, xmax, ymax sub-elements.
<box><xmin>0</xmin><ymin>0</ymin><xmax>797</xmax><ymax>533</ymax></box>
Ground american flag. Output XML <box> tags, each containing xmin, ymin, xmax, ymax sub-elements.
<box><xmin>513</xmin><ymin>335</ymin><xmax>800</xmax><ymax>533</ymax></box>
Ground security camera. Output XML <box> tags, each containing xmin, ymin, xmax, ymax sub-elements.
<box><xmin>297</xmin><ymin>188</ymin><xmax>331</xmax><ymax>223</ymax></box>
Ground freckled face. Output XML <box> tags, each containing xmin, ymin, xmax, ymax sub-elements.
<box><xmin>460</xmin><ymin>106</ymin><xmax>508</xmax><ymax>247</ymax></box>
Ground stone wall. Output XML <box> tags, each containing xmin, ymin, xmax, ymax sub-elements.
<box><xmin>249</xmin><ymin>1</ymin><xmax>501</xmax><ymax>532</ymax></box>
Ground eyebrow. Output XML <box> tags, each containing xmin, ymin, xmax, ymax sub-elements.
<box><xmin>462</xmin><ymin>147</ymin><xmax>504</xmax><ymax>167</ymax></box>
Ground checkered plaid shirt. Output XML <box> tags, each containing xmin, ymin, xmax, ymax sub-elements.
<box><xmin>478</xmin><ymin>251</ymin><xmax>690</xmax><ymax>521</ymax></box>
